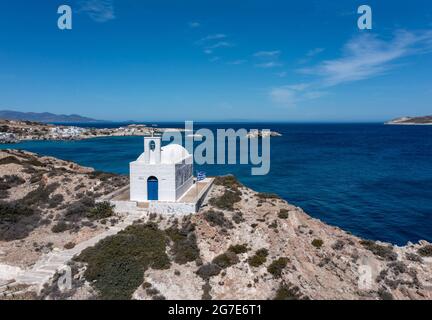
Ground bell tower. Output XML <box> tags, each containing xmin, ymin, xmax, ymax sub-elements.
<box><xmin>144</xmin><ymin>136</ymin><xmax>161</xmax><ymax>164</ymax></box>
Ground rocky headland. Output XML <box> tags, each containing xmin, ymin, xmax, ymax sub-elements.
<box><xmin>386</xmin><ymin>116</ymin><xmax>432</xmax><ymax>125</ymax></box>
<box><xmin>0</xmin><ymin>151</ymin><xmax>431</xmax><ymax>300</ymax></box>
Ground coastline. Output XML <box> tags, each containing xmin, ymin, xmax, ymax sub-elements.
<box><xmin>0</xmin><ymin>150</ymin><xmax>431</xmax><ymax>300</ymax></box>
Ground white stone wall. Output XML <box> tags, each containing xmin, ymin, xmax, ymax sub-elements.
<box><xmin>111</xmin><ymin>200</ymin><xmax>138</xmax><ymax>214</ymax></box>
<box><xmin>130</xmin><ymin>162</ymin><xmax>176</xmax><ymax>201</ymax></box>
<box><xmin>149</xmin><ymin>202</ymin><xmax>195</xmax><ymax>215</ymax></box>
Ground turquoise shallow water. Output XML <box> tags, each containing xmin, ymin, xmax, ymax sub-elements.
<box><xmin>2</xmin><ymin>122</ymin><xmax>432</xmax><ymax>245</ymax></box>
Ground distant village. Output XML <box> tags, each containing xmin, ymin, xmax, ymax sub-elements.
<box><xmin>0</xmin><ymin>120</ymin><xmax>167</xmax><ymax>144</ymax></box>
<box><xmin>0</xmin><ymin>119</ymin><xmax>282</xmax><ymax>144</ymax></box>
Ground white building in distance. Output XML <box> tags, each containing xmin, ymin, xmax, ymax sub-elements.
<box><xmin>130</xmin><ymin>136</ymin><xmax>193</xmax><ymax>202</ymax></box>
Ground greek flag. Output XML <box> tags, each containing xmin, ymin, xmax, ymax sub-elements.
<box><xmin>197</xmin><ymin>171</ymin><xmax>206</xmax><ymax>181</ymax></box>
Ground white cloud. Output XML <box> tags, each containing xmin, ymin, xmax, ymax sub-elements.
<box><xmin>189</xmin><ymin>22</ymin><xmax>200</xmax><ymax>28</ymax></box>
<box><xmin>199</xmin><ymin>34</ymin><xmax>227</xmax><ymax>43</ymax></box>
<box><xmin>253</xmin><ymin>50</ymin><xmax>281</xmax><ymax>58</ymax></box>
<box><xmin>300</xmin><ymin>30</ymin><xmax>432</xmax><ymax>86</ymax></box>
<box><xmin>269</xmin><ymin>29</ymin><xmax>432</xmax><ymax>108</ymax></box>
<box><xmin>78</xmin><ymin>0</ymin><xmax>115</xmax><ymax>23</ymax></box>
<box><xmin>227</xmin><ymin>59</ymin><xmax>247</xmax><ymax>65</ymax></box>
<box><xmin>255</xmin><ymin>61</ymin><xmax>283</xmax><ymax>68</ymax></box>
<box><xmin>306</xmin><ymin>48</ymin><xmax>325</xmax><ymax>57</ymax></box>
<box><xmin>269</xmin><ymin>83</ymin><xmax>326</xmax><ymax>107</ymax></box>
<box><xmin>206</xmin><ymin>41</ymin><xmax>233</xmax><ymax>50</ymax></box>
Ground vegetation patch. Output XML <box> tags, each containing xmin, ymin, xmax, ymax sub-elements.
<box><xmin>248</xmin><ymin>249</ymin><xmax>269</xmax><ymax>267</ymax></box>
<box><xmin>0</xmin><ymin>156</ymin><xmax>22</xmax><ymax>165</ymax></box>
<box><xmin>76</xmin><ymin>223</ymin><xmax>171</xmax><ymax>300</ymax></box>
<box><xmin>51</xmin><ymin>221</ymin><xmax>73</xmax><ymax>233</ymax></box>
<box><xmin>267</xmin><ymin>257</ymin><xmax>289</xmax><ymax>278</ymax></box>
<box><xmin>311</xmin><ymin>239</ymin><xmax>324</xmax><ymax>249</ymax></box>
<box><xmin>209</xmin><ymin>189</ymin><xmax>242</xmax><ymax>210</ymax></box>
<box><xmin>213</xmin><ymin>175</ymin><xmax>242</xmax><ymax>189</ymax></box>
<box><xmin>228</xmin><ymin>244</ymin><xmax>248</xmax><ymax>254</ymax></box>
<box><xmin>196</xmin><ymin>248</ymin><xmax>243</xmax><ymax>280</ymax></box>
<box><xmin>203</xmin><ymin>210</ymin><xmax>233</xmax><ymax>229</ymax></box>
<box><xmin>0</xmin><ymin>175</ymin><xmax>25</xmax><ymax>199</ymax></box>
<box><xmin>48</xmin><ymin>194</ymin><xmax>64</xmax><ymax>208</ymax></box>
<box><xmin>87</xmin><ymin>202</ymin><xmax>115</xmax><ymax>221</ymax></box>
<box><xmin>278</xmin><ymin>209</ymin><xmax>289</xmax><ymax>219</ymax></box>
<box><xmin>274</xmin><ymin>282</ymin><xmax>306</xmax><ymax>300</ymax></box>
<box><xmin>21</xmin><ymin>183</ymin><xmax>60</xmax><ymax>208</ymax></box>
<box><xmin>212</xmin><ymin>251</ymin><xmax>239</xmax><ymax>269</ymax></box>
<box><xmin>64</xmin><ymin>197</ymin><xmax>96</xmax><ymax>222</ymax></box>
<box><xmin>0</xmin><ymin>201</ymin><xmax>40</xmax><ymax>241</ymax></box>
<box><xmin>417</xmin><ymin>245</ymin><xmax>432</xmax><ymax>257</ymax></box>
<box><xmin>166</xmin><ymin>221</ymin><xmax>200</xmax><ymax>265</ymax></box>
<box><xmin>360</xmin><ymin>240</ymin><xmax>397</xmax><ymax>261</ymax></box>
<box><xmin>257</xmin><ymin>192</ymin><xmax>281</xmax><ymax>200</ymax></box>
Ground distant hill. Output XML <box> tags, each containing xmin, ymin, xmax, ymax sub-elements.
<box><xmin>0</xmin><ymin>110</ymin><xmax>104</xmax><ymax>123</ymax></box>
<box><xmin>386</xmin><ymin>116</ymin><xmax>432</xmax><ymax>125</ymax></box>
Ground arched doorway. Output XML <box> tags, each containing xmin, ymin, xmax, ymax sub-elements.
<box><xmin>147</xmin><ymin>176</ymin><xmax>158</xmax><ymax>201</ymax></box>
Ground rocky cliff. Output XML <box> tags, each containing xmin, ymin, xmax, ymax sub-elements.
<box><xmin>0</xmin><ymin>151</ymin><xmax>431</xmax><ymax>300</ymax></box>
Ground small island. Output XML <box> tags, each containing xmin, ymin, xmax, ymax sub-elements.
<box><xmin>385</xmin><ymin>116</ymin><xmax>432</xmax><ymax>125</ymax></box>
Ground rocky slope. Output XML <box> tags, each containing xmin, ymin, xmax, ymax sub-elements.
<box><xmin>0</xmin><ymin>150</ymin><xmax>128</xmax><ymax>268</ymax></box>
<box><xmin>48</xmin><ymin>179</ymin><xmax>432</xmax><ymax>300</ymax></box>
<box><xmin>1</xmin><ymin>152</ymin><xmax>431</xmax><ymax>300</ymax></box>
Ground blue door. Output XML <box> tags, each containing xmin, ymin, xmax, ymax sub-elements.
<box><xmin>147</xmin><ymin>176</ymin><xmax>158</xmax><ymax>200</ymax></box>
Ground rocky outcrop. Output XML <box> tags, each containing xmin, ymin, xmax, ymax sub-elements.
<box><xmin>386</xmin><ymin>116</ymin><xmax>432</xmax><ymax>125</ymax></box>
<box><xmin>1</xmin><ymin>153</ymin><xmax>431</xmax><ymax>300</ymax></box>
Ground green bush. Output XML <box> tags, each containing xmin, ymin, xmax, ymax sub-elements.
<box><xmin>64</xmin><ymin>242</ymin><xmax>76</xmax><ymax>250</ymax></box>
<box><xmin>257</xmin><ymin>193</ymin><xmax>281</xmax><ymax>200</ymax></box>
<box><xmin>274</xmin><ymin>282</ymin><xmax>305</xmax><ymax>300</ymax></box>
<box><xmin>65</xmin><ymin>197</ymin><xmax>95</xmax><ymax>222</ymax></box>
<box><xmin>278</xmin><ymin>209</ymin><xmax>289</xmax><ymax>219</ymax></box>
<box><xmin>48</xmin><ymin>194</ymin><xmax>64</xmax><ymax>208</ymax></box>
<box><xmin>228</xmin><ymin>244</ymin><xmax>248</xmax><ymax>254</ymax></box>
<box><xmin>203</xmin><ymin>210</ymin><xmax>233</xmax><ymax>229</ymax></box>
<box><xmin>248</xmin><ymin>249</ymin><xmax>269</xmax><ymax>267</ymax></box>
<box><xmin>21</xmin><ymin>183</ymin><xmax>59</xmax><ymax>207</ymax></box>
<box><xmin>76</xmin><ymin>223</ymin><xmax>171</xmax><ymax>300</ymax></box>
<box><xmin>417</xmin><ymin>245</ymin><xmax>432</xmax><ymax>257</ymax></box>
<box><xmin>51</xmin><ymin>221</ymin><xmax>72</xmax><ymax>233</ymax></box>
<box><xmin>213</xmin><ymin>251</ymin><xmax>239</xmax><ymax>269</ymax></box>
<box><xmin>213</xmin><ymin>175</ymin><xmax>242</xmax><ymax>189</ymax></box>
<box><xmin>87</xmin><ymin>202</ymin><xmax>115</xmax><ymax>221</ymax></box>
<box><xmin>360</xmin><ymin>240</ymin><xmax>397</xmax><ymax>261</ymax></box>
<box><xmin>0</xmin><ymin>201</ymin><xmax>39</xmax><ymax>241</ymax></box>
<box><xmin>267</xmin><ymin>257</ymin><xmax>289</xmax><ymax>278</ymax></box>
<box><xmin>0</xmin><ymin>156</ymin><xmax>22</xmax><ymax>165</ymax></box>
<box><xmin>311</xmin><ymin>239</ymin><xmax>324</xmax><ymax>249</ymax></box>
<box><xmin>209</xmin><ymin>189</ymin><xmax>242</xmax><ymax>210</ymax></box>
<box><xmin>166</xmin><ymin>223</ymin><xmax>200</xmax><ymax>265</ymax></box>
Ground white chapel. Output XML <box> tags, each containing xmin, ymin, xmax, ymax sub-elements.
<box><xmin>130</xmin><ymin>136</ymin><xmax>194</xmax><ymax>202</ymax></box>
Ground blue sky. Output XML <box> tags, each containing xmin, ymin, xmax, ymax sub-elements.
<box><xmin>0</xmin><ymin>0</ymin><xmax>431</xmax><ymax>122</ymax></box>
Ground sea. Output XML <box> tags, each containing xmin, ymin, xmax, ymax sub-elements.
<box><xmin>1</xmin><ymin>122</ymin><xmax>431</xmax><ymax>246</ymax></box>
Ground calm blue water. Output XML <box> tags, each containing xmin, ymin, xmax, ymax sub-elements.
<box><xmin>2</xmin><ymin>122</ymin><xmax>431</xmax><ymax>245</ymax></box>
